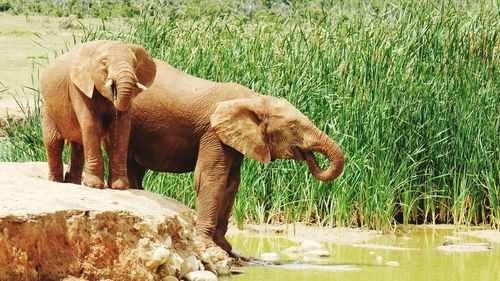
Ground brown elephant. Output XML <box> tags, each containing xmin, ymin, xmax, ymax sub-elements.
<box><xmin>127</xmin><ymin>60</ymin><xmax>344</xmax><ymax>255</ymax></box>
<box><xmin>40</xmin><ymin>40</ymin><xmax>156</xmax><ymax>189</ymax></box>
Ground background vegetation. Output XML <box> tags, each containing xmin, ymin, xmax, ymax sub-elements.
<box><xmin>0</xmin><ymin>0</ymin><xmax>498</xmax><ymax>230</ymax></box>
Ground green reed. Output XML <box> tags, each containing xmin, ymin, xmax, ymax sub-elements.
<box><xmin>1</xmin><ymin>0</ymin><xmax>498</xmax><ymax>230</ymax></box>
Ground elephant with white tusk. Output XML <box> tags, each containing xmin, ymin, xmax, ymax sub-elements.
<box><xmin>40</xmin><ymin>40</ymin><xmax>156</xmax><ymax>189</ymax></box>
<box><xmin>126</xmin><ymin>59</ymin><xmax>344</xmax><ymax>255</ymax></box>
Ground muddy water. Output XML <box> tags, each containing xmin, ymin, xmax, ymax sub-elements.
<box><xmin>224</xmin><ymin>227</ymin><xmax>499</xmax><ymax>281</ymax></box>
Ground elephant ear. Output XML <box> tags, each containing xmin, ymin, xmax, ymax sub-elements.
<box><xmin>128</xmin><ymin>44</ymin><xmax>156</xmax><ymax>88</ymax></box>
<box><xmin>210</xmin><ymin>98</ymin><xmax>271</xmax><ymax>163</ymax></box>
<box><xmin>69</xmin><ymin>44</ymin><xmax>95</xmax><ymax>98</ymax></box>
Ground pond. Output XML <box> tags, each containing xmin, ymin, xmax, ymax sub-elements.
<box><xmin>224</xmin><ymin>226</ymin><xmax>499</xmax><ymax>281</ymax></box>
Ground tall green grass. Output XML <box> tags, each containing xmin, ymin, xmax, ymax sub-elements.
<box><xmin>1</xmin><ymin>0</ymin><xmax>498</xmax><ymax>230</ymax></box>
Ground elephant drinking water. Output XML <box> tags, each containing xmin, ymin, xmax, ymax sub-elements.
<box><xmin>126</xmin><ymin>59</ymin><xmax>344</xmax><ymax>255</ymax></box>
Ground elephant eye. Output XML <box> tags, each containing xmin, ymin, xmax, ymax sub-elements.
<box><xmin>289</xmin><ymin>123</ymin><xmax>298</xmax><ymax>134</ymax></box>
<box><xmin>99</xmin><ymin>58</ymin><xmax>108</xmax><ymax>66</ymax></box>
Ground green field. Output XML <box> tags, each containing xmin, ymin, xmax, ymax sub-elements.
<box><xmin>0</xmin><ymin>0</ymin><xmax>498</xmax><ymax>230</ymax></box>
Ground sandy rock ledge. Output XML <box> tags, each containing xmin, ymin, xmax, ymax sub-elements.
<box><xmin>0</xmin><ymin>162</ymin><xmax>230</xmax><ymax>280</ymax></box>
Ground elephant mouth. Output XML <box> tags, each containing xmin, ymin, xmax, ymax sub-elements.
<box><xmin>291</xmin><ymin>146</ymin><xmax>306</xmax><ymax>161</ymax></box>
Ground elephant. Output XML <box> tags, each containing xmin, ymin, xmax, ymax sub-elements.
<box><xmin>40</xmin><ymin>40</ymin><xmax>156</xmax><ymax>189</ymax></box>
<box><xmin>126</xmin><ymin>60</ymin><xmax>344</xmax><ymax>255</ymax></box>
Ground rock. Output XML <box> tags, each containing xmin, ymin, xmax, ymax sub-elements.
<box><xmin>375</xmin><ymin>256</ymin><xmax>383</xmax><ymax>264</ymax></box>
<box><xmin>229</xmin><ymin>248</ymin><xmax>244</xmax><ymax>259</ymax></box>
<box><xmin>300</xmin><ymin>240</ymin><xmax>325</xmax><ymax>251</ymax></box>
<box><xmin>183</xmin><ymin>270</ymin><xmax>218</xmax><ymax>281</ymax></box>
<box><xmin>302</xmin><ymin>255</ymin><xmax>330</xmax><ymax>264</ymax></box>
<box><xmin>385</xmin><ymin>261</ymin><xmax>400</xmax><ymax>266</ymax></box>
<box><xmin>205</xmin><ymin>246</ymin><xmax>229</xmax><ymax>262</ymax></box>
<box><xmin>0</xmin><ymin>162</ymin><xmax>233</xmax><ymax>280</ymax></box>
<box><xmin>282</xmin><ymin>242</ymin><xmax>330</xmax><ymax>263</ymax></box>
<box><xmin>303</xmin><ymin>249</ymin><xmax>330</xmax><ymax>257</ymax></box>
<box><xmin>180</xmin><ymin>255</ymin><xmax>203</xmax><ymax>278</ymax></box>
<box><xmin>261</xmin><ymin>252</ymin><xmax>279</xmax><ymax>263</ymax></box>
<box><xmin>148</xmin><ymin>246</ymin><xmax>171</xmax><ymax>269</ymax></box>
<box><xmin>437</xmin><ymin>243</ymin><xmax>491</xmax><ymax>252</ymax></box>
<box><xmin>214</xmin><ymin>259</ymin><xmax>231</xmax><ymax>275</ymax></box>
<box><xmin>281</xmin><ymin>246</ymin><xmax>301</xmax><ymax>259</ymax></box>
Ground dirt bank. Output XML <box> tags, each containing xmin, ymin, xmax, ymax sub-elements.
<box><xmin>0</xmin><ymin>162</ymin><xmax>230</xmax><ymax>280</ymax></box>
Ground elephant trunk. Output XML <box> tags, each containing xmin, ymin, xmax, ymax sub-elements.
<box><xmin>302</xmin><ymin>127</ymin><xmax>344</xmax><ymax>181</ymax></box>
<box><xmin>112</xmin><ymin>63</ymin><xmax>137</xmax><ymax>112</ymax></box>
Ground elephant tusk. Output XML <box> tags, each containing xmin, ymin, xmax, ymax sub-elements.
<box><xmin>136</xmin><ymin>82</ymin><xmax>148</xmax><ymax>91</ymax></box>
<box><xmin>105</xmin><ymin>78</ymin><xmax>113</xmax><ymax>88</ymax></box>
<box><xmin>105</xmin><ymin>79</ymin><xmax>117</xmax><ymax>101</ymax></box>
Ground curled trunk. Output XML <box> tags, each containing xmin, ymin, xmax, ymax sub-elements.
<box><xmin>303</xmin><ymin>128</ymin><xmax>344</xmax><ymax>181</ymax></box>
<box><xmin>113</xmin><ymin>66</ymin><xmax>136</xmax><ymax>112</ymax></box>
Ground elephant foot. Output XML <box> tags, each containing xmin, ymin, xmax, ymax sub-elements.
<box><xmin>64</xmin><ymin>172</ymin><xmax>82</xmax><ymax>185</ymax></box>
<box><xmin>82</xmin><ymin>174</ymin><xmax>105</xmax><ymax>189</ymax></box>
<box><xmin>109</xmin><ymin>176</ymin><xmax>129</xmax><ymax>190</ymax></box>
<box><xmin>202</xmin><ymin>237</ymin><xmax>218</xmax><ymax>249</ymax></box>
<box><xmin>214</xmin><ymin>234</ymin><xmax>233</xmax><ymax>253</ymax></box>
<box><xmin>48</xmin><ymin>174</ymin><xmax>63</xmax><ymax>182</ymax></box>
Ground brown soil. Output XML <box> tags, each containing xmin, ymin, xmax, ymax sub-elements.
<box><xmin>0</xmin><ymin>162</ymin><xmax>226</xmax><ymax>281</ymax></box>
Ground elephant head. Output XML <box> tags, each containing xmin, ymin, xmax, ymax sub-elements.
<box><xmin>210</xmin><ymin>95</ymin><xmax>344</xmax><ymax>181</ymax></box>
<box><xmin>69</xmin><ymin>40</ymin><xmax>156</xmax><ymax>111</ymax></box>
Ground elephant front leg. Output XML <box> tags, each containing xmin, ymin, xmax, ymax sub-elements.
<box><xmin>106</xmin><ymin>111</ymin><xmax>131</xmax><ymax>189</ymax></box>
<box><xmin>194</xmin><ymin>134</ymin><xmax>231</xmax><ymax>248</ymax></box>
<box><xmin>214</xmin><ymin>158</ymin><xmax>242</xmax><ymax>254</ymax></box>
<box><xmin>81</xmin><ymin>123</ymin><xmax>105</xmax><ymax>189</ymax></box>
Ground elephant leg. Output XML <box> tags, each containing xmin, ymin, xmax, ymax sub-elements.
<box><xmin>214</xmin><ymin>157</ymin><xmax>242</xmax><ymax>253</ymax></box>
<box><xmin>80</xmin><ymin>121</ymin><xmax>105</xmax><ymax>189</ymax></box>
<box><xmin>194</xmin><ymin>133</ymin><xmax>231</xmax><ymax>248</ymax></box>
<box><xmin>42</xmin><ymin>110</ymin><xmax>64</xmax><ymax>182</ymax></box>
<box><xmin>107</xmin><ymin>111</ymin><xmax>131</xmax><ymax>189</ymax></box>
<box><xmin>64</xmin><ymin>142</ymin><xmax>84</xmax><ymax>184</ymax></box>
<box><xmin>127</xmin><ymin>156</ymin><xmax>146</xmax><ymax>190</ymax></box>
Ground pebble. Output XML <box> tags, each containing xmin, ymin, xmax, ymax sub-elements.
<box><xmin>183</xmin><ymin>270</ymin><xmax>218</xmax><ymax>281</ymax></box>
<box><xmin>375</xmin><ymin>255</ymin><xmax>383</xmax><ymax>264</ymax></box>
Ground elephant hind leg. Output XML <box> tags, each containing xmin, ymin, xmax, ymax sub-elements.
<box><xmin>127</xmin><ymin>156</ymin><xmax>146</xmax><ymax>190</ymax></box>
<box><xmin>42</xmin><ymin>110</ymin><xmax>64</xmax><ymax>182</ymax></box>
<box><xmin>64</xmin><ymin>142</ymin><xmax>84</xmax><ymax>184</ymax></box>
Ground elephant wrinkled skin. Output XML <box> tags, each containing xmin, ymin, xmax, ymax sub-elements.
<box><xmin>40</xmin><ymin>40</ymin><xmax>156</xmax><ymax>189</ymax></box>
<box><xmin>128</xmin><ymin>60</ymin><xmax>344</xmax><ymax>254</ymax></box>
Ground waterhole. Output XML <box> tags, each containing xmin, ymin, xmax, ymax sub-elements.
<box><xmin>223</xmin><ymin>226</ymin><xmax>499</xmax><ymax>281</ymax></box>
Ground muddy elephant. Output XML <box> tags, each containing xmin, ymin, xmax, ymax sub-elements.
<box><xmin>126</xmin><ymin>60</ymin><xmax>344</xmax><ymax>255</ymax></box>
<box><xmin>40</xmin><ymin>40</ymin><xmax>156</xmax><ymax>189</ymax></box>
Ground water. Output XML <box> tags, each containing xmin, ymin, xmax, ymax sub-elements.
<box><xmin>223</xmin><ymin>227</ymin><xmax>500</xmax><ymax>281</ymax></box>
